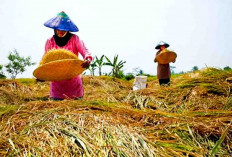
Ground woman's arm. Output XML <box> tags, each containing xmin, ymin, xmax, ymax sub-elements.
<box><xmin>75</xmin><ymin>35</ymin><xmax>92</xmax><ymax>62</ymax></box>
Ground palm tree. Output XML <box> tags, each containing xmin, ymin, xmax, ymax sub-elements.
<box><xmin>104</xmin><ymin>55</ymin><xmax>126</xmax><ymax>78</ymax></box>
<box><xmin>95</xmin><ymin>55</ymin><xmax>105</xmax><ymax>76</ymax></box>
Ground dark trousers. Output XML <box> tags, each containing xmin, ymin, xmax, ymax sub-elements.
<box><xmin>159</xmin><ymin>78</ymin><xmax>170</xmax><ymax>86</ymax></box>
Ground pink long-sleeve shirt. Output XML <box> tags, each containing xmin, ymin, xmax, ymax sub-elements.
<box><xmin>45</xmin><ymin>34</ymin><xmax>92</xmax><ymax>99</ymax></box>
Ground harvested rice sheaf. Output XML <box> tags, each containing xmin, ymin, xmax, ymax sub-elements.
<box><xmin>40</xmin><ymin>49</ymin><xmax>78</xmax><ymax>65</ymax></box>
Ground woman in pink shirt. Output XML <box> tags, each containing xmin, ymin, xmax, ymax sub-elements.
<box><xmin>43</xmin><ymin>11</ymin><xmax>92</xmax><ymax>100</ymax></box>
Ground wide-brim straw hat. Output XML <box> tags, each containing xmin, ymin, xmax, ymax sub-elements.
<box><xmin>155</xmin><ymin>50</ymin><xmax>177</xmax><ymax>64</ymax></box>
<box><xmin>33</xmin><ymin>49</ymin><xmax>85</xmax><ymax>81</ymax></box>
<box><xmin>155</xmin><ymin>41</ymin><xmax>170</xmax><ymax>49</ymax></box>
<box><xmin>44</xmin><ymin>11</ymin><xmax>79</xmax><ymax>32</ymax></box>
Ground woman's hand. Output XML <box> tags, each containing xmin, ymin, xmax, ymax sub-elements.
<box><xmin>82</xmin><ymin>59</ymin><xmax>91</xmax><ymax>68</ymax></box>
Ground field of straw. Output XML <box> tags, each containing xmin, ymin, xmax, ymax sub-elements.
<box><xmin>0</xmin><ymin>67</ymin><xmax>232</xmax><ymax>157</ymax></box>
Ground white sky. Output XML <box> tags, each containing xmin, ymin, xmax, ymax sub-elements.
<box><xmin>0</xmin><ymin>0</ymin><xmax>232</xmax><ymax>78</ymax></box>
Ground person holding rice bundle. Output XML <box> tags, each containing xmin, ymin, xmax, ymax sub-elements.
<box><xmin>43</xmin><ymin>11</ymin><xmax>92</xmax><ymax>100</ymax></box>
<box><xmin>154</xmin><ymin>41</ymin><xmax>176</xmax><ymax>86</ymax></box>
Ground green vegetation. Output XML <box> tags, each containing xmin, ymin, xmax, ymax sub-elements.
<box><xmin>104</xmin><ymin>55</ymin><xmax>126</xmax><ymax>78</ymax></box>
<box><xmin>0</xmin><ymin>65</ymin><xmax>6</xmax><ymax>79</ymax></box>
<box><xmin>192</xmin><ymin>66</ymin><xmax>199</xmax><ymax>71</ymax></box>
<box><xmin>223</xmin><ymin>66</ymin><xmax>231</xmax><ymax>71</ymax></box>
<box><xmin>88</xmin><ymin>57</ymin><xmax>97</xmax><ymax>76</ymax></box>
<box><xmin>95</xmin><ymin>55</ymin><xmax>105</xmax><ymax>76</ymax></box>
<box><xmin>5</xmin><ymin>49</ymin><xmax>35</xmax><ymax>79</ymax></box>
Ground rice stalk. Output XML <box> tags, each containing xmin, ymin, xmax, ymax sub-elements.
<box><xmin>209</xmin><ymin>124</ymin><xmax>230</xmax><ymax>157</ymax></box>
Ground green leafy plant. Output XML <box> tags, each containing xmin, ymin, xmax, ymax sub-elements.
<box><xmin>95</xmin><ymin>55</ymin><xmax>105</xmax><ymax>76</ymax></box>
<box><xmin>88</xmin><ymin>57</ymin><xmax>97</xmax><ymax>76</ymax></box>
<box><xmin>5</xmin><ymin>49</ymin><xmax>35</xmax><ymax>79</ymax></box>
<box><xmin>0</xmin><ymin>64</ymin><xmax>6</xmax><ymax>79</ymax></box>
<box><xmin>123</xmin><ymin>73</ymin><xmax>135</xmax><ymax>81</ymax></box>
<box><xmin>104</xmin><ymin>55</ymin><xmax>126</xmax><ymax>78</ymax></box>
<box><xmin>209</xmin><ymin>125</ymin><xmax>230</xmax><ymax>157</ymax></box>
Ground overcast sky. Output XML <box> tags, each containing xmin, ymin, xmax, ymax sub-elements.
<box><xmin>0</xmin><ymin>0</ymin><xmax>232</xmax><ymax>78</ymax></box>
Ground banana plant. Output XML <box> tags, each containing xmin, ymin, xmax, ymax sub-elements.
<box><xmin>95</xmin><ymin>55</ymin><xmax>105</xmax><ymax>76</ymax></box>
<box><xmin>104</xmin><ymin>55</ymin><xmax>126</xmax><ymax>78</ymax></box>
<box><xmin>88</xmin><ymin>57</ymin><xmax>97</xmax><ymax>76</ymax></box>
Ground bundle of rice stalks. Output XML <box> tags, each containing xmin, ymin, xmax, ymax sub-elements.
<box><xmin>200</xmin><ymin>67</ymin><xmax>232</xmax><ymax>80</ymax></box>
<box><xmin>1</xmin><ymin>68</ymin><xmax>232</xmax><ymax>156</ymax></box>
<box><xmin>83</xmin><ymin>76</ymin><xmax>132</xmax><ymax>102</ymax></box>
<box><xmin>33</xmin><ymin>49</ymin><xmax>85</xmax><ymax>81</ymax></box>
<box><xmin>40</xmin><ymin>49</ymin><xmax>78</xmax><ymax>65</ymax></box>
<box><xmin>1</xmin><ymin>101</ymin><xmax>159</xmax><ymax>157</ymax></box>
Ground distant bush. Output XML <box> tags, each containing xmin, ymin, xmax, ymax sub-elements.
<box><xmin>223</xmin><ymin>66</ymin><xmax>231</xmax><ymax>71</ymax></box>
<box><xmin>123</xmin><ymin>73</ymin><xmax>135</xmax><ymax>81</ymax></box>
<box><xmin>0</xmin><ymin>74</ymin><xmax>6</xmax><ymax>79</ymax></box>
<box><xmin>141</xmin><ymin>73</ymin><xmax>154</xmax><ymax>77</ymax></box>
<box><xmin>0</xmin><ymin>65</ymin><xmax>6</xmax><ymax>79</ymax></box>
<box><xmin>192</xmin><ymin>66</ymin><xmax>199</xmax><ymax>71</ymax></box>
<box><xmin>178</xmin><ymin>71</ymin><xmax>185</xmax><ymax>74</ymax></box>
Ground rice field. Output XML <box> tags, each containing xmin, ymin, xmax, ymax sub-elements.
<box><xmin>0</xmin><ymin>67</ymin><xmax>232</xmax><ymax>156</ymax></box>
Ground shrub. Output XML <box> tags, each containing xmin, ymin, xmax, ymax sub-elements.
<box><xmin>5</xmin><ymin>49</ymin><xmax>35</xmax><ymax>79</ymax></box>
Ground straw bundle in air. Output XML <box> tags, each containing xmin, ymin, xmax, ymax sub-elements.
<box><xmin>40</xmin><ymin>49</ymin><xmax>78</xmax><ymax>65</ymax></box>
<box><xmin>155</xmin><ymin>50</ymin><xmax>177</xmax><ymax>64</ymax></box>
<box><xmin>33</xmin><ymin>49</ymin><xmax>85</xmax><ymax>81</ymax></box>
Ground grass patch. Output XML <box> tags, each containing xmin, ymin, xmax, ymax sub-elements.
<box><xmin>199</xmin><ymin>83</ymin><xmax>225</xmax><ymax>95</ymax></box>
<box><xmin>16</xmin><ymin>78</ymin><xmax>35</xmax><ymax>85</ymax></box>
<box><xmin>0</xmin><ymin>105</ymin><xmax>19</xmax><ymax>117</ymax></box>
<box><xmin>201</xmin><ymin>67</ymin><xmax>232</xmax><ymax>79</ymax></box>
<box><xmin>154</xmin><ymin>141</ymin><xmax>195</xmax><ymax>152</ymax></box>
<box><xmin>223</xmin><ymin>97</ymin><xmax>232</xmax><ymax>110</ymax></box>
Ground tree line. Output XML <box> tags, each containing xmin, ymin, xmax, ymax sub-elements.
<box><xmin>0</xmin><ymin>49</ymin><xmax>231</xmax><ymax>79</ymax></box>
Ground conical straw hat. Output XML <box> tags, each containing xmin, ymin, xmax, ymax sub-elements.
<box><xmin>155</xmin><ymin>41</ymin><xmax>170</xmax><ymax>49</ymax></box>
<box><xmin>33</xmin><ymin>49</ymin><xmax>85</xmax><ymax>81</ymax></box>
<box><xmin>155</xmin><ymin>50</ymin><xmax>177</xmax><ymax>64</ymax></box>
<box><xmin>44</xmin><ymin>11</ymin><xmax>79</xmax><ymax>32</ymax></box>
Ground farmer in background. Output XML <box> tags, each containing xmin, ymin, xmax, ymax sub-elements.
<box><xmin>154</xmin><ymin>41</ymin><xmax>176</xmax><ymax>86</ymax></box>
<box><xmin>43</xmin><ymin>11</ymin><xmax>92</xmax><ymax>100</ymax></box>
